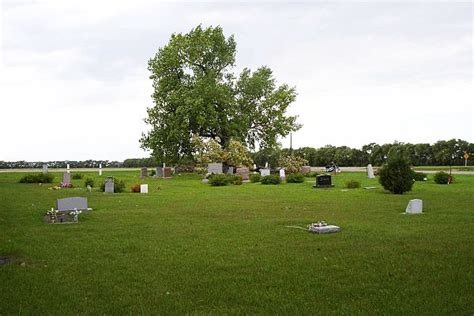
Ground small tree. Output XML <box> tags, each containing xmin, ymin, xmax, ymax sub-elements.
<box><xmin>278</xmin><ymin>155</ymin><xmax>308</xmax><ymax>174</ymax></box>
<box><xmin>378</xmin><ymin>157</ymin><xmax>414</xmax><ymax>194</ymax></box>
<box><xmin>192</xmin><ymin>135</ymin><xmax>253</xmax><ymax>168</ymax></box>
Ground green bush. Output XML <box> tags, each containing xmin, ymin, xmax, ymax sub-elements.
<box><xmin>250</xmin><ymin>173</ymin><xmax>261</xmax><ymax>183</ymax></box>
<box><xmin>72</xmin><ymin>173</ymin><xmax>83</xmax><ymax>180</ymax></box>
<box><xmin>99</xmin><ymin>178</ymin><xmax>126</xmax><ymax>193</ymax></box>
<box><xmin>413</xmin><ymin>172</ymin><xmax>427</xmax><ymax>181</ymax></box>
<box><xmin>286</xmin><ymin>173</ymin><xmax>305</xmax><ymax>183</ymax></box>
<box><xmin>19</xmin><ymin>173</ymin><xmax>54</xmax><ymax>183</ymax></box>
<box><xmin>345</xmin><ymin>180</ymin><xmax>361</xmax><ymax>189</ymax></box>
<box><xmin>233</xmin><ymin>174</ymin><xmax>243</xmax><ymax>185</ymax></box>
<box><xmin>261</xmin><ymin>175</ymin><xmax>281</xmax><ymax>185</ymax></box>
<box><xmin>149</xmin><ymin>169</ymin><xmax>156</xmax><ymax>176</ymax></box>
<box><xmin>433</xmin><ymin>171</ymin><xmax>452</xmax><ymax>184</ymax></box>
<box><xmin>208</xmin><ymin>174</ymin><xmax>230</xmax><ymax>186</ymax></box>
<box><xmin>84</xmin><ymin>178</ymin><xmax>95</xmax><ymax>188</ymax></box>
<box><xmin>378</xmin><ymin>157</ymin><xmax>414</xmax><ymax>194</ymax></box>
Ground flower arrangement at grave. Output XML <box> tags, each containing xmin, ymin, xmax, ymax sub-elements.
<box><xmin>69</xmin><ymin>209</ymin><xmax>82</xmax><ymax>223</ymax></box>
<box><xmin>46</xmin><ymin>208</ymin><xmax>59</xmax><ymax>223</ymax></box>
<box><xmin>60</xmin><ymin>183</ymin><xmax>73</xmax><ymax>188</ymax></box>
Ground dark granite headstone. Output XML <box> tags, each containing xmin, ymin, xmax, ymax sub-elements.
<box><xmin>57</xmin><ymin>197</ymin><xmax>89</xmax><ymax>212</ymax></box>
<box><xmin>313</xmin><ymin>174</ymin><xmax>334</xmax><ymax>188</ymax></box>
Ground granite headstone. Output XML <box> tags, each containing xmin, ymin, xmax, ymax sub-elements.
<box><xmin>105</xmin><ymin>177</ymin><xmax>114</xmax><ymax>193</ymax></box>
<box><xmin>56</xmin><ymin>197</ymin><xmax>89</xmax><ymax>212</ymax></box>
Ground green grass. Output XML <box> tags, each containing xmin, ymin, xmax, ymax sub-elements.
<box><xmin>1</xmin><ymin>171</ymin><xmax>473</xmax><ymax>314</ymax></box>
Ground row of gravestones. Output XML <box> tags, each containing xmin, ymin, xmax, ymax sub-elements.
<box><xmin>140</xmin><ymin>167</ymin><xmax>172</xmax><ymax>178</ymax></box>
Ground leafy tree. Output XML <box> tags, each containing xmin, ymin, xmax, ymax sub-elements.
<box><xmin>378</xmin><ymin>156</ymin><xmax>414</xmax><ymax>194</ymax></box>
<box><xmin>191</xmin><ymin>135</ymin><xmax>253</xmax><ymax>168</ymax></box>
<box><xmin>141</xmin><ymin>25</ymin><xmax>300</xmax><ymax>163</ymax></box>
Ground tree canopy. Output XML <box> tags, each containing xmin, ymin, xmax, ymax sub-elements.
<box><xmin>141</xmin><ymin>25</ymin><xmax>300</xmax><ymax>163</ymax></box>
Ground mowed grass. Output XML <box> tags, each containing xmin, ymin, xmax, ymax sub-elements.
<box><xmin>0</xmin><ymin>171</ymin><xmax>473</xmax><ymax>315</ymax></box>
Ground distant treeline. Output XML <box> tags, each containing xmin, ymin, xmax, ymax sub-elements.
<box><xmin>1</xmin><ymin>139</ymin><xmax>472</xmax><ymax>169</ymax></box>
<box><xmin>0</xmin><ymin>160</ymin><xmax>121</xmax><ymax>169</ymax></box>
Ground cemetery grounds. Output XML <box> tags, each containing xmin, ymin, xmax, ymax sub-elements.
<box><xmin>0</xmin><ymin>170</ymin><xmax>473</xmax><ymax>314</ymax></box>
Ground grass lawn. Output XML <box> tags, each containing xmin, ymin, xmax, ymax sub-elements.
<box><xmin>1</xmin><ymin>171</ymin><xmax>473</xmax><ymax>314</ymax></box>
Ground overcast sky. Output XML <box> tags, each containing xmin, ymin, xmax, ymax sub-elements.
<box><xmin>0</xmin><ymin>0</ymin><xmax>472</xmax><ymax>161</ymax></box>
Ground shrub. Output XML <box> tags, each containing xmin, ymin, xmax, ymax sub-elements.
<box><xmin>149</xmin><ymin>169</ymin><xmax>156</xmax><ymax>176</ymax></box>
<box><xmin>286</xmin><ymin>173</ymin><xmax>305</xmax><ymax>183</ymax></box>
<box><xmin>232</xmin><ymin>174</ymin><xmax>243</xmax><ymax>185</ymax></box>
<box><xmin>345</xmin><ymin>180</ymin><xmax>361</xmax><ymax>189</ymax></box>
<box><xmin>433</xmin><ymin>171</ymin><xmax>452</xmax><ymax>184</ymax></box>
<box><xmin>261</xmin><ymin>175</ymin><xmax>281</xmax><ymax>185</ymax></box>
<box><xmin>250</xmin><ymin>173</ymin><xmax>261</xmax><ymax>183</ymax></box>
<box><xmin>99</xmin><ymin>178</ymin><xmax>126</xmax><ymax>193</ymax></box>
<box><xmin>72</xmin><ymin>173</ymin><xmax>83</xmax><ymax>180</ymax></box>
<box><xmin>19</xmin><ymin>173</ymin><xmax>54</xmax><ymax>183</ymax></box>
<box><xmin>208</xmin><ymin>174</ymin><xmax>230</xmax><ymax>186</ymax></box>
<box><xmin>378</xmin><ymin>157</ymin><xmax>414</xmax><ymax>194</ymax></box>
<box><xmin>413</xmin><ymin>172</ymin><xmax>427</xmax><ymax>181</ymax></box>
<box><xmin>84</xmin><ymin>178</ymin><xmax>95</xmax><ymax>188</ymax></box>
<box><xmin>130</xmin><ymin>184</ymin><xmax>141</xmax><ymax>193</ymax></box>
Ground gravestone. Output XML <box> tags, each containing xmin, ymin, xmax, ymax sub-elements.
<box><xmin>236</xmin><ymin>167</ymin><xmax>250</xmax><ymax>181</ymax></box>
<box><xmin>208</xmin><ymin>163</ymin><xmax>223</xmax><ymax>174</ymax></box>
<box><xmin>42</xmin><ymin>164</ymin><xmax>48</xmax><ymax>174</ymax></box>
<box><xmin>66</xmin><ymin>164</ymin><xmax>70</xmax><ymax>173</ymax></box>
<box><xmin>99</xmin><ymin>163</ymin><xmax>102</xmax><ymax>176</ymax></box>
<box><xmin>367</xmin><ymin>164</ymin><xmax>375</xmax><ymax>179</ymax></box>
<box><xmin>140</xmin><ymin>167</ymin><xmax>148</xmax><ymax>178</ymax></box>
<box><xmin>279</xmin><ymin>169</ymin><xmax>286</xmax><ymax>179</ymax></box>
<box><xmin>56</xmin><ymin>197</ymin><xmax>90</xmax><ymax>212</ymax></box>
<box><xmin>87</xmin><ymin>185</ymin><xmax>92</xmax><ymax>192</ymax></box>
<box><xmin>405</xmin><ymin>199</ymin><xmax>423</xmax><ymax>214</ymax></box>
<box><xmin>301</xmin><ymin>166</ymin><xmax>311</xmax><ymax>175</ymax></box>
<box><xmin>140</xmin><ymin>184</ymin><xmax>148</xmax><ymax>194</ymax></box>
<box><xmin>156</xmin><ymin>167</ymin><xmax>163</xmax><ymax>178</ymax></box>
<box><xmin>163</xmin><ymin>167</ymin><xmax>172</xmax><ymax>178</ymax></box>
<box><xmin>227</xmin><ymin>167</ymin><xmax>234</xmax><ymax>175</ymax></box>
<box><xmin>260</xmin><ymin>168</ymin><xmax>270</xmax><ymax>177</ymax></box>
<box><xmin>105</xmin><ymin>177</ymin><xmax>114</xmax><ymax>193</ymax></box>
<box><xmin>62</xmin><ymin>172</ymin><xmax>71</xmax><ymax>186</ymax></box>
<box><xmin>313</xmin><ymin>174</ymin><xmax>334</xmax><ymax>188</ymax></box>
<box><xmin>309</xmin><ymin>224</ymin><xmax>341</xmax><ymax>234</ymax></box>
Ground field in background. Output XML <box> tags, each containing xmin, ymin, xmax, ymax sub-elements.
<box><xmin>0</xmin><ymin>171</ymin><xmax>473</xmax><ymax>314</ymax></box>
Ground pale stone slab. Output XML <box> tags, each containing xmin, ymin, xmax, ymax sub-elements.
<box><xmin>406</xmin><ymin>199</ymin><xmax>423</xmax><ymax>214</ymax></box>
<box><xmin>208</xmin><ymin>163</ymin><xmax>223</xmax><ymax>174</ymax></box>
<box><xmin>309</xmin><ymin>225</ymin><xmax>341</xmax><ymax>234</ymax></box>
<box><xmin>367</xmin><ymin>164</ymin><xmax>375</xmax><ymax>178</ymax></box>
<box><xmin>156</xmin><ymin>167</ymin><xmax>163</xmax><ymax>177</ymax></box>
<box><xmin>105</xmin><ymin>177</ymin><xmax>114</xmax><ymax>193</ymax></box>
<box><xmin>227</xmin><ymin>166</ymin><xmax>234</xmax><ymax>175</ymax></box>
<box><xmin>140</xmin><ymin>184</ymin><xmax>148</xmax><ymax>193</ymax></box>
<box><xmin>62</xmin><ymin>172</ymin><xmax>71</xmax><ymax>185</ymax></box>
<box><xmin>42</xmin><ymin>164</ymin><xmax>48</xmax><ymax>174</ymax></box>
<box><xmin>236</xmin><ymin>167</ymin><xmax>250</xmax><ymax>181</ymax></box>
<box><xmin>279</xmin><ymin>169</ymin><xmax>286</xmax><ymax>179</ymax></box>
<box><xmin>260</xmin><ymin>168</ymin><xmax>270</xmax><ymax>177</ymax></box>
<box><xmin>57</xmin><ymin>197</ymin><xmax>89</xmax><ymax>212</ymax></box>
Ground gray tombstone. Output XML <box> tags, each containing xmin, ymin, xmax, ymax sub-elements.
<box><xmin>42</xmin><ymin>164</ymin><xmax>48</xmax><ymax>174</ymax></box>
<box><xmin>208</xmin><ymin>163</ymin><xmax>223</xmax><ymax>174</ymax></box>
<box><xmin>140</xmin><ymin>167</ymin><xmax>148</xmax><ymax>178</ymax></box>
<box><xmin>156</xmin><ymin>167</ymin><xmax>163</xmax><ymax>178</ymax></box>
<box><xmin>57</xmin><ymin>197</ymin><xmax>89</xmax><ymax>212</ymax></box>
<box><xmin>367</xmin><ymin>164</ymin><xmax>375</xmax><ymax>179</ymax></box>
<box><xmin>406</xmin><ymin>199</ymin><xmax>423</xmax><ymax>214</ymax></box>
<box><xmin>105</xmin><ymin>177</ymin><xmax>114</xmax><ymax>193</ymax></box>
<box><xmin>260</xmin><ymin>168</ymin><xmax>270</xmax><ymax>177</ymax></box>
<box><xmin>227</xmin><ymin>166</ymin><xmax>234</xmax><ymax>175</ymax></box>
<box><xmin>62</xmin><ymin>172</ymin><xmax>71</xmax><ymax>186</ymax></box>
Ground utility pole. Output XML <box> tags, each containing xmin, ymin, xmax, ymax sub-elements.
<box><xmin>290</xmin><ymin>132</ymin><xmax>293</xmax><ymax>154</ymax></box>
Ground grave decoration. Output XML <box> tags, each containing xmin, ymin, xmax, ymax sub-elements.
<box><xmin>313</xmin><ymin>174</ymin><xmax>335</xmax><ymax>188</ymax></box>
<box><xmin>45</xmin><ymin>208</ymin><xmax>82</xmax><ymax>224</ymax></box>
<box><xmin>308</xmin><ymin>221</ymin><xmax>341</xmax><ymax>234</ymax></box>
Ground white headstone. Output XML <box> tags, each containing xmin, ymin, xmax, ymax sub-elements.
<box><xmin>260</xmin><ymin>168</ymin><xmax>271</xmax><ymax>177</ymax></box>
<box><xmin>405</xmin><ymin>199</ymin><xmax>423</xmax><ymax>214</ymax></box>
<box><xmin>66</xmin><ymin>164</ymin><xmax>70</xmax><ymax>173</ymax></box>
<box><xmin>42</xmin><ymin>164</ymin><xmax>48</xmax><ymax>174</ymax></box>
<box><xmin>367</xmin><ymin>164</ymin><xmax>375</xmax><ymax>178</ymax></box>
<box><xmin>265</xmin><ymin>162</ymin><xmax>269</xmax><ymax>168</ymax></box>
<box><xmin>279</xmin><ymin>169</ymin><xmax>286</xmax><ymax>179</ymax></box>
<box><xmin>208</xmin><ymin>163</ymin><xmax>223</xmax><ymax>174</ymax></box>
<box><xmin>140</xmin><ymin>184</ymin><xmax>148</xmax><ymax>194</ymax></box>
<box><xmin>99</xmin><ymin>163</ymin><xmax>102</xmax><ymax>176</ymax></box>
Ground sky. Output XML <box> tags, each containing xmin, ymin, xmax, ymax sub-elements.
<box><xmin>0</xmin><ymin>0</ymin><xmax>472</xmax><ymax>161</ymax></box>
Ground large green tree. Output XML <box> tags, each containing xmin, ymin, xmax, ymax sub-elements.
<box><xmin>141</xmin><ymin>25</ymin><xmax>300</xmax><ymax>163</ymax></box>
